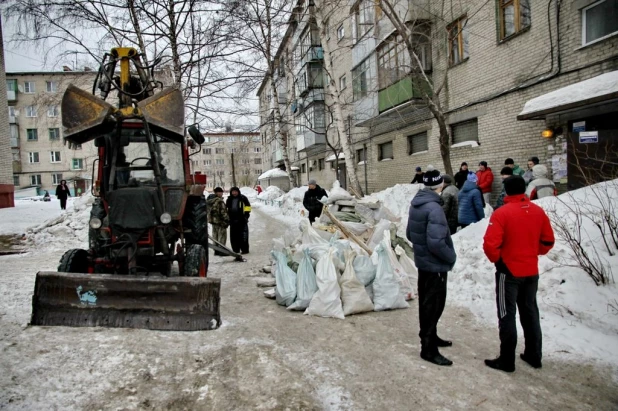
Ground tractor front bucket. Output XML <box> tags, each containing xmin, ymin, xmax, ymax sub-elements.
<box><xmin>137</xmin><ymin>87</ymin><xmax>185</xmax><ymax>142</ymax></box>
<box><xmin>30</xmin><ymin>272</ymin><xmax>221</xmax><ymax>331</ymax></box>
<box><xmin>61</xmin><ymin>85</ymin><xmax>117</xmax><ymax>145</ymax></box>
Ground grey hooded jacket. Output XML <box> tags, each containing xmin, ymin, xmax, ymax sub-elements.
<box><xmin>525</xmin><ymin>164</ymin><xmax>556</xmax><ymax>199</ymax></box>
<box><xmin>406</xmin><ymin>189</ymin><xmax>457</xmax><ymax>273</ymax></box>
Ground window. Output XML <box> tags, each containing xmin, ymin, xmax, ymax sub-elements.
<box><xmin>377</xmin><ymin>29</ymin><xmax>431</xmax><ymax>90</ymax></box>
<box><xmin>6</xmin><ymin>79</ymin><xmax>16</xmax><ymax>92</ymax></box>
<box><xmin>30</xmin><ymin>175</ymin><xmax>42</xmax><ymax>185</ymax></box>
<box><xmin>337</xmin><ymin>24</ymin><xmax>345</xmax><ymax>40</ymax></box>
<box><xmin>243</xmin><ymin>169</ymin><xmax>250</xmax><ymax>175</ymax></box>
<box><xmin>254</xmin><ymin>158</ymin><xmax>262</xmax><ymax>165</ymax></box>
<box><xmin>330</xmin><ymin>161</ymin><xmax>336</xmax><ymax>169</ymax></box>
<box><xmin>582</xmin><ymin>0</ymin><xmax>618</xmax><ymax>45</ymax></box>
<box><xmin>354</xmin><ymin>0</ymin><xmax>374</xmax><ymax>40</ymax></box>
<box><xmin>29</xmin><ymin>152</ymin><xmax>40</xmax><ymax>163</ymax></box>
<box><xmin>339</xmin><ymin>75</ymin><xmax>347</xmax><ymax>90</ymax></box>
<box><xmin>73</xmin><ymin>144</ymin><xmax>82</xmax><ymax>150</ymax></box>
<box><xmin>49</xmin><ymin>128</ymin><xmax>60</xmax><ymax>140</ymax></box>
<box><xmin>26</xmin><ymin>106</ymin><xmax>37</xmax><ymax>117</ymax></box>
<box><xmin>27</xmin><ymin>129</ymin><xmax>38</xmax><ymax>141</ymax></box>
<box><xmin>216</xmin><ymin>170</ymin><xmax>224</xmax><ymax>176</ymax></box>
<box><xmin>52</xmin><ymin>173</ymin><xmax>63</xmax><ymax>185</ymax></box>
<box><xmin>8</xmin><ymin>106</ymin><xmax>16</xmax><ymax>118</ymax></box>
<box><xmin>254</xmin><ymin>147</ymin><xmax>261</xmax><ymax>153</ymax></box>
<box><xmin>13</xmin><ymin>175</ymin><xmax>20</xmax><ymax>186</ymax></box>
<box><xmin>300</xmin><ymin>23</ymin><xmax>320</xmax><ymax>58</ymax></box>
<box><xmin>216</xmin><ymin>148</ymin><xmax>225</xmax><ymax>154</ymax></box>
<box><xmin>451</xmin><ymin>119</ymin><xmax>479</xmax><ymax>144</ymax></box>
<box><xmin>408</xmin><ymin>131</ymin><xmax>428</xmax><ymax>154</ymax></box>
<box><xmin>448</xmin><ymin>16</ymin><xmax>470</xmax><ymax>66</ymax></box>
<box><xmin>255</xmin><ymin>169</ymin><xmax>262</xmax><ymax>175</ymax></box>
<box><xmin>72</xmin><ymin>158</ymin><xmax>84</xmax><ymax>170</ymax></box>
<box><xmin>46</xmin><ymin>81</ymin><xmax>58</xmax><ymax>92</ymax></box>
<box><xmin>378</xmin><ymin>141</ymin><xmax>393</xmax><ymax>160</ymax></box>
<box><xmin>352</xmin><ymin>60</ymin><xmax>369</xmax><ymax>100</ymax></box>
<box><xmin>50</xmin><ymin>151</ymin><xmax>62</xmax><ymax>163</ymax></box>
<box><xmin>356</xmin><ymin>148</ymin><xmax>366</xmax><ymax>163</ymax></box>
<box><xmin>241</xmin><ymin>158</ymin><xmax>250</xmax><ymax>165</ymax></box>
<box><xmin>301</xmin><ymin>163</ymin><xmax>307</xmax><ymax>173</ymax></box>
<box><xmin>204</xmin><ymin>159</ymin><xmax>212</xmax><ymax>166</ymax></box>
<box><xmin>47</xmin><ymin>105</ymin><xmax>59</xmax><ymax>117</ymax></box>
<box><xmin>24</xmin><ymin>81</ymin><xmax>35</xmax><ymax>93</ymax></box>
<box><xmin>499</xmin><ymin>0</ymin><xmax>531</xmax><ymax>40</ymax></box>
<box><xmin>203</xmin><ymin>148</ymin><xmax>211</xmax><ymax>155</ymax></box>
<box><xmin>215</xmin><ymin>158</ymin><xmax>225</xmax><ymax>165</ymax></box>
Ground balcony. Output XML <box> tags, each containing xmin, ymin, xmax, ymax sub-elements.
<box><xmin>12</xmin><ymin>160</ymin><xmax>21</xmax><ymax>173</ymax></box>
<box><xmin>10</xmin><ymin>137</ymin><xmax>19</xmax><ymax>148</ymax></box>
<box><xmin>296</xmin><ymin>130</ymin><xmax>326</xmax><ymax>155</ymax></box>
<box><xmin>303</xmin><ymin>46</ymin><xmax>323</xmax><ymax>65</ymax></box>
<box><xmin>272</xmin><ymin>148</ymin><xmax>284</xmax><ymax>164</ymax></box>
<box><xmin>9</xmin><ymin>113</ymin><xmax>17</xmax><ymax>123</ymax></box>
<box><xmin>378</xmin><ymin>76</ymin><xmax>430</xmax><ymax>113</ymax></box>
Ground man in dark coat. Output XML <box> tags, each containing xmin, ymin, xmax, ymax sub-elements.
<box><xmin>483</xmin><ymin>176</ymin><xmax>555</xmax><ymax>372</ymax></box>
<box><xmin>226</xmin><ymin>186</ymin><xmax>251</xmax><ymax>254</ymax></box>
<box><xmin>454</xmin><ymin>162</ymin><xmax>469</xmax><ymax>190</ymax></box>
<box><xmin>303</xmin><ymin>179</ymin><xmax>327</xmax><ymax>224</ymax></box>
<box><xmin>406</xmin><ymin>165</ymin><xmax>457</xmax><ymax>366</ymax></box>
<box><xmin>55</xmin><ymin>179</ymin><xmax>71</xmax><ymax>210</ymax></box>
<box><xmin>410</xmin><ymin>166</ymin><xmax>425</xmax><ymax>184</ymax></box>
<box><xmin>494</xmin><ymin>167</ymin><xmax>513</xmax><ymax>210</ymax></box>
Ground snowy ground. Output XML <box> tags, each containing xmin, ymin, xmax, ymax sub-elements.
<box><xmin>0</xmin><ymin>188</ymin><xmax>617</xmax><ymax>409</ymax></box>
<box><xmin>0</xmin><ymin>197</ymin><xmax>74</xmax><ymax>236</ymax></box>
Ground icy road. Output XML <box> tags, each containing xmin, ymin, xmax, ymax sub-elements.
<box><xmin>0</xmin><ymin>202</ymin><xmax>617</xmax><ymax>410</ymax></box>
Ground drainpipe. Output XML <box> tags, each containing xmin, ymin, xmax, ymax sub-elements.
<box><xmin>363</xmin><ymin>143</ymin><xmax>368</xmax><ymax>194</ymax></box>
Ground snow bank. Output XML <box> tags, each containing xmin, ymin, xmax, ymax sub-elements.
<box><xmin>240</xmin><ymin>187</ymin><xmax>258</xmax><ymax>200</ymax></box>
<box><xmin>258</xmin><ymin>168</ymin><xmax>288</xmax><ymax>180</ymax></box>
<box><xmin>365</xmin><ymin>184</ymin><xmax>422</xmax><ymax>238</ymax></box>
<box><xmin>0</xmin><ymin>197</ymin><xmax>75</xmax><ymax>236</ymax></box>
<box><xmin>257</xmin><ymin>186</ymin><xmax>285</xmax><ymax>201</ymax></box>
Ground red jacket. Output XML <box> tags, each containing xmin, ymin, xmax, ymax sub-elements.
<box><xmin>476</xmin><ymin>168</ymin><xmax>494</xmax><ymax>193</ymax></box>
<box><xmin>483</xmin><ymin>194</ymin><xmax>555</xmax><ymax>277</ymax></box>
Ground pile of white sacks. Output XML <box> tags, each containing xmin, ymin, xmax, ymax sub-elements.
<box><xmin>268</xmin><ymin>219</ymin><xmax>418</xmax><ymax>319</ymax></box>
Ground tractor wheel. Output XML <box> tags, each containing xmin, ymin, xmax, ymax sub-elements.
<box><xmin>89</xmin><ymin>198</ymin><xmax>106</xmax><ymax>254</ymax></box>
<box><xmin>183</xmin><ymin>196</ymin><xmax>208</xmax><ymax>247</ymax></box>
<box><xmin>58</xmin><ymin>249</ymin><xmax>90</xmax><ymax>273</ymax></box>
<box><xmin>183</xmin><ymin>244</ymin><xmax>208</xmax><ymax>277</ymax></box>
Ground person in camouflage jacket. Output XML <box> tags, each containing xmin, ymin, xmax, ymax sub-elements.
<box><xmin>207</xmin><ymin>187</ymin><xmax>229</xmax><ymax>255</ymax></box>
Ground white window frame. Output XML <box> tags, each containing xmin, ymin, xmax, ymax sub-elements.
<box><xmin>47</xmin><ymin>105</ymin><xmax>59</xmax><ymax>117</ymax></box>
<box><xmin>72</xmin><ymin>158</ymin><xmax>84</xmax><ymax>170</ymax></box>
<box><xmin>215</xmin><ymin>158</ymin><xmax>225</xmax><ymax>165</ymax></box>
<box><xmin>50</xmin><ymin>151</ymin><xmax>62</xmax><ymax>163</ymax></box>
<box><xmin>13</xmin><ymin>175</ymin><xmax>20</xmax><ymax>186</ymax></box>
<box><xmin>254</xmin><ymin>147</ymin><xmax>261</xmax><ymax>153</ymax></box>
<box><xmin>49</xmin><ymin>128</ymin><xmax>61</xmax><ymax>140</ymax></box>
<box><xmin>52</xmin><ymin>173</ymin><xmax>63</xmax><ymax>185</ymax></box>
<box><xmin>339</xmin><ymin>75</ymin><xmax>347</xmax><ymax>90</ymax></box>
<box><xmin>24</xmin><ymin>81</ymin><xmax>36</xmax><ymax>93</ymax></box>
<box><xmin>29</xmin><ymin>152</ymin><xmax>40</xmax><ymax>163</ymax></box>
<box><xmin>30</xmin><ymin>174</ymin><xmax>42</xmax><ymax>185</ymax></box>
<box><xmin>46</xmin><ymin>81</ymin><xmax>58</xmax><ymax>92</ymax></box>
<box><xmin>27</xmin><ymin>129</ymin><xmax>38</xmax><ymax>141</ymax></box>
<box><xmin>337</xmin><ymin>24</ymin><xmax>345</xmax><ymax>40</ymax></box>
<box><xmin>215</xmin><ymin>148</ymin><xmax>225</xmax><ymax>154</ymax></box>
<box><xmin>8</xmin><ymin>106</ymin><xmax>16</xmax><ymax>118</ymax></box>
<box><xmin>582</xmin><ymin>0</ymin><xmax>618</xmax><ymax>46</ymax></box>
<box><xmin>26</xmin><ymin>106</ymin><xmax>37</xmax><ymax>117</ymax></box>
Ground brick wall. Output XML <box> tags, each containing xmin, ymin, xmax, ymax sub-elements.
<box><xmin>0</xmin><ymin>21</ymin><xmax>15</xmax><ymax>207</ymax></box>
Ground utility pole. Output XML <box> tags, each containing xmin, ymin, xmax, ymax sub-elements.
<box><xmin>230</xmin><ymin>153</ymin><xmax>237</xmax><ymax>187</ymax></box>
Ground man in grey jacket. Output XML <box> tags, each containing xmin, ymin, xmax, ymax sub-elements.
<box><xmin>406</xmin><ymin>165</ymin><xmax>457</xmax><ymax>366</ymax></box>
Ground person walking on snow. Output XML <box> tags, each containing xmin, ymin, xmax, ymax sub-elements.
<box><xmin>454</xmin><ymin>162</ymin><xmax>469</xmax><ymax>190</ymax></box>
<box><xmin>525</xmin><ymin>164</ymin><xmax>557</xmax><ymax>200</ymax></box>
<box><xmin>483</xmin><ymin>176</ymin><xmax>555</xmax><ymax>372</ymax></box>
<box><xmin>411</xmin><ymin>166</ymin><xmax>425</xmax><ymax>184</ymax></box>
<box><xmin>226</xmin><ymin>186</ymin><xmax>251</xmax><ymax>254</ymax></box>
<box><xmin>440</xmin><ymin>175</ymin><xmax>459</xmax><ymax>235</ymax></box>
<box><xmin>406</xmin><ymin>165</ymin><xmax>457</xmax><ymax>367</ymax></box>
<box><xmin>303</xmin><ymin>179</ymin><xmax>328</xmax><ymax>224</ymax></box>
<box><xmin>476</xmin><ymin>161</ymin><xmax>494</xmax><ymax>205</ymax></box>
<box><xmin>494</xmin><ymin>167</ymin><xmax>514</xmax><ymax>210</ymax></box>
<box><xmin>55</xmin><ymin>179</ymin><xmax>71</xmax><ymax>210</ymax></box>
<box><xmin>207</xmin><ymin>187</ymin><xmax>230</xmax><ymax>256</ymax></box>
<box><xmin>505</xmin><ymin>158</ymin><xmax>525</xmax><ymax>178</ymax></box>
<box><xmin>458</xmin><ymin>173</ymin><xmax>485</xmax><ymax>229</ymax></box>
<box><xmin>523</xmin><ymin>156</ymin><xmax>540</xmax><ymax>185</ymax></box>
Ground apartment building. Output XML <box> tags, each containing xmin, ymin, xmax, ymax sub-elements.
<box><xmin>190</xmin><ymin>130</ymin><xmax>263</xmax><ymax>191</ymax></box>
<box><xmin>0</xmin><ymin>20</ymin><xmax>14</xmax><ymax>208</ymax></box>
<box><xmin>7</xmin><ymin>69</ymin><xmax>98</xmax><ymax>196</ymax></box>
<box><xmin>259</xmin><ymin>0</ymin><xmax>618</xmax><ymax>196</ymax></box>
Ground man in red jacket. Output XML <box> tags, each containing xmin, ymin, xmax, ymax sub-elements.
<box><xmin>476</xmin><ymin>161</ymin><xmax>494</xmax><ymax>205</ymax></box>
<box><xmin>482</xmin><ymin>176</ymin><xmax>555</xmax><ymax>372</ymax></box>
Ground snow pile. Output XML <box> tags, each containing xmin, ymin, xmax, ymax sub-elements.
<box><xmin>276</xmin><ymin>186</ymin><xmax>309</xmax><ymax>219</ymax></box>
<box><xmin>258</xmin><ymin>168</ymin><xmax>289</xmax><ymax>180</ymax></box>
<box><xmin>258</xmin><ymin>186</ymin><xmax>285</xmax><ymax>201</ymax></box>
<box><xmin>450</xmin><ymin>180</ymin><xmax>618</xmax><ymax>366</ymax></box>
<box><xmin>240</xmin><ymin>187</ymin><xmax>258</xmax><ymax>200</ymax></box>
<box><xmin>364</xmin><ymin>184</ymin><xmax>421</xmax><ymax>238</ymax></box>
<box><xmin>0</xmin><ymin>197</ymin><xmax>75</xmax><ymax>236</ymax></box>
<box><xmin>25</xmin><ymin>194</ymin><xmax>94</xmax><ymax>251</ymax></box>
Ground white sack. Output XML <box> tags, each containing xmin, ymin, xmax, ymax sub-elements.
<box><xmin>304</xmin><ymin>248</ymin><xmax>345</xmax><ymax>319</ymax></box>
<box><xmin>299</xmin><ymin>218</ymin><xmax>329</xmax><ymax>245</ymax></box>
<box><xmin>326</xmin><ymin>180</ymin><xmax>354</xmax><ymax>204</ymax></box>
<box><xmin>353</xmin><ymin>255</ymin><xmax>376</xmax><ymax>286</ymax></box>
<box><xmin>395</xmin><ymin>245</ymin><xmax>419</xmax><ymax>285</ymax></box>
<box><xmin>366</xmin><ymin>219</ymin><xmax>391</xmax><ymax>251</ymax></box>
<box><xmin>383</xmin><ymin>235</ymin><xmax>415</xmax><ymax>301</ymax></box>
<box><xmin>272</xmin><ymin>251</ymin><xmax>297</xmax><ymax>307</ymax></box>
<box><xmin>339</xmin><ymin>250</ymin><xmax>374</xmax><ymax>315</ymax></box>
<box><xmin>372</xmin><ymin>243</ymin><xmax>409</xmax><ymax>311</ymax></box>
<box><xmin>288</xmin><ymin>249</ymin><xmax>318</xmax><ymax>311</ymax></box>
<box><xmin>341</xmin><ymin>221</ymin><xmax>372</xmax><ymax>236</ymax></box>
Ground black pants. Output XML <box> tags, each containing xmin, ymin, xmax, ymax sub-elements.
<box><xmin>60</xmin><ymin>198</ymin><xmax>67</xmax><ymax>210</ymax></box>
<box><xmin>418</xmin><ymin>270</ymin><xmax>448</xmax><ymax>354</ymax></box>
<box><xmin>495</xmin><ymin>271</ymin><xmax>542</xmax><ymax>365</ymax></box>
<box><xmin>308</xmin><ymin>210</ymin><xmax>321</xmax><ymax>224</ymax></box>
<box><xmin>229</xmin><ymin>221</ymin><xmax>249</xmax><ymax>253</ymax></box>
<box><xmin>448</xmin><ymin>223</ymin><xmax>458</xmax><ymax>235</ymax></box>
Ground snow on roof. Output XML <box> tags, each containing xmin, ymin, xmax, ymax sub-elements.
<box><xmin>258</xmin><ymin>168</ymin><xmax>289</xmax><ymax>180</ymax></box>
<box><xmin>325</xmin><ymin>153</ymin><xmax>345</xmax><ymax>162</ymax></box>
<box><xmin>518</xmin><ymin>70</ymin><xmax>618</xmax><ymax>119</ymax></box>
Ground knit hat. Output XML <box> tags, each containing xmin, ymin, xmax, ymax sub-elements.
<box><xmin>504</xmin><ymin>158</ymin><xmax>514</xmax><ymax>165</ymax></box>
<box><xmin>467</xmin><ymin>172</ymin><xmax>478</xmax><ymax>183</ymax></box>
<box><xmin>415</xmin><ymin>166</ymin><xmax>422</xmax><ymax>172</ymax></box>
<box><xmin>308</xmin><ymin>179</ymin><xmax>317</xmax><ymax>185</ymax></box>
<box><xmin>442</xmin><ymin>174</ymin><xmax>453</xmax><ymax>184</ymax></box>
<box><xmin>500</xmin><ymin>167</ymin><xmax>513</xmax><ymax>176</ymax></box>
<box><xmin>504</xmin><ymin>176</ymin><xmax>526</xmax><ymax>196</ymax></box>
<box><xmin>479</xmin><ymin>161</ymin><xmax>488</xmax><ymax>168</ymax></box>
<box><xmin>422</xmin><ymin>165</ymin><xmax>443</xmax><ymax>188</ymax></box>
<box><xmin>230</xmin><ymin>186</ymin><xmax>240</xmax><ymax>194</ymax></box>
<box><xmin>214</xmin><ymin>186</ymin><xmax>224</xmax><ymax>193</ymax></box>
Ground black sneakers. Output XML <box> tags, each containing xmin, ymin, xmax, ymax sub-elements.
<box><xmin>421</xmin><ymin>351</ymin><xmax>453</xmax><ymax>366</ymax></box>
<box><xmin>484</xmin><ymin>357</ymin><xmax>515</xmax><ymax>373</ymax></box>
<box><xmin>520</xmin><ymin>353</ymin><xmax>542</xmax><ymax>369</ymax></box>
<box><xmin>436</xmin><ymin>337</ymin><xmax>453</xmax><ymax>347</ymax></box>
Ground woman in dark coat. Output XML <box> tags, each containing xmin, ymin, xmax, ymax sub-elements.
<box><xmin>454</xmin><ymin>162</ymin><xmax>469</xmax><ymax>190</ymax></box>
<box><xmin>55</xmin><ymin>180</ymin><xmax>71</xmax><ymax>210</ymax></box>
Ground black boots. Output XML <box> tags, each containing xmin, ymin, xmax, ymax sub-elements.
<box><xmin>484</xmin><ymin>357</ymin><xmax>515</xmax><ymax>373</ymax></box>
<box><xmin>421</xmin><ymin>351</ymin><xmax>453</xmax><ymax>366</ymax></box>
<box><xmin>520</xmin><ymin>353</ymin><xmax>542</xmax><ymax>369</ymax></box>
<box><xmin>436</xmin><ymin>336</ymin><xmax>453</xmax><ymax>347</ymax></box>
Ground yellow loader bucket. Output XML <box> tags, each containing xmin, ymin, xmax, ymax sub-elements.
<box><xmin>30</xmin><ymin>272</ymin><xmax>221</xmax><ymax>331</ymax></box>
<box><xmin>61</xmin><ymin>85</ymin><xmax>117</xmax><ymax>145</ymax></box>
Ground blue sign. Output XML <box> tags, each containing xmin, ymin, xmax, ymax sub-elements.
<box><xmin>573</xmin><ymin>121</ymin><xmax>586</xmax><ymax>132</ymax></box>
<box><xmin>579</xmin><ymin>131</ymin><xmax>598</xmax><ymax>144</ymax></box>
